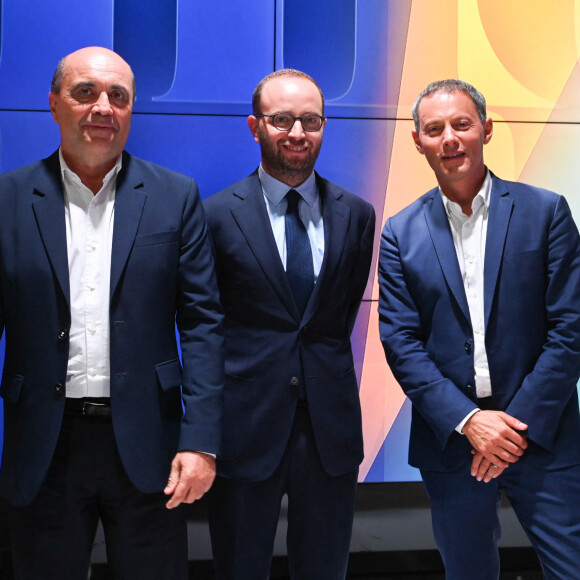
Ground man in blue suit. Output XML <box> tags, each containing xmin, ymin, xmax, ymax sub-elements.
<box><xmin>378</xmin><ymin>79</ymin><xmax>580</xmax><ymax>579</ymax></box>
<box><xmin>204</xmin><ymin>69</ymin><xmax>375</xmax><ymax>579</ymax></box>
<box><xmin>0</xmin><ymin>47</ymin><xmax>224</xmax><ymax>579</ymax></box>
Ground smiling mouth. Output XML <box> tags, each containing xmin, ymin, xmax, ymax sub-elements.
<box><xmin>441</xmin><ymin>152</ymin><xmax>465</xmax><ymax>160</ymax></box>
<box><xmin>285</xmin><ymin>145</ymin><xmax>308</xmax><ymax>152</ymax></box>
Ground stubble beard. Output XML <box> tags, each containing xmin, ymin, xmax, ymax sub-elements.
<box><xmin>258</xmin><ymin>129</ymin><xmax>321</xmax><ymax>184</ymax></box>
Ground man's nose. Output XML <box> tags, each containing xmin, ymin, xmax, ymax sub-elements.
<box><xmin>92</xmin><ymin>92</ymin><xmax>113</xmax><ymax>115</ymax></box>
<box><xmin>442</xmin><ymin>125</ymin><xmax>458</xmax><ymax>145</ymax></box>
<box><xmin>288</xmin><ymin>119</ymin><xmax>305</xmax><ymax>138</ymax></box>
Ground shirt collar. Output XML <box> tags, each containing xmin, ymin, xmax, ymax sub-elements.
<box><xmin>440</xmin><ymin>169</ymin><xmax>491</xmax><ymax>219</ymax></box>
<box><xmin>258</xmin><ymin>164</ymin><xmax>317</xmax><ymax>207</ymax></box>
<box><xmin>58</xmin><ymin>147</ymin><xmax>123</xmax><ymax>191</ymax></box>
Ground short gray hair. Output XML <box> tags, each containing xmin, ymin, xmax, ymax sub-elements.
<box><xmin>50</xmin><ymin>57</ymin><xmax>67</xmax><ymax>94</ymax></box>
<box><xmin>412</xmin><ymin>79</ymin><xmax>487</xmax><ymax>132</ymax></box>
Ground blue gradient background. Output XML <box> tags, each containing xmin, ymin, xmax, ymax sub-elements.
<box><xmin>0</xmin><ymin>0</ymin><xmax>403</xmax><ymax>480</ymax></box>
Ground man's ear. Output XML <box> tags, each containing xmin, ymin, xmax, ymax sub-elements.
<box><xmin>483</xmin><ymin>118</ymin><xmax>493</xmax><ymax>145</ymax></box>
<box><xmin>248</xmin><ymin>115</ymin><xmax>260</xmax><ymax>144</ymax></box>
<box><xmin>412</xmin><ymin>130</ymin><xmax>424</xmax><ymax>154</ymax></box>
<box><xmin>48</xmin><ymin>92</ymin><xmax>59</xmax><ymax>123</ymax></box>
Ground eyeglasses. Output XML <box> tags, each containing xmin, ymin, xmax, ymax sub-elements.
<box><xmin>254</xmin><ymin>113</ymin><xmax>326</xmax><ymax>132</ymax></box>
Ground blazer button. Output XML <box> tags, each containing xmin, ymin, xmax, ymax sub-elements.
<box><xmin>290</xmin><ymin>376</ymin><xmax>300</xmax><ymax>386</ymax></box>
<box><xmin>54</xmin><ymin>383</ymin><xmax>64</xmax><ymax>395</ymax></box>
<box><xmin>464</xmin><ymin>342</ymin><xmax>472</xmax><ymax>354</ymax></box>
<box><xmin>58</xmin><ymin>328</ymin><xmax>69</xmax><ymax>341</ymax></box>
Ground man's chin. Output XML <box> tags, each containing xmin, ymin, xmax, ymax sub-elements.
<box><xmin>280</xmin><ymin>158</ymin><xmax>316</xmax><ymax>175</ymax></box>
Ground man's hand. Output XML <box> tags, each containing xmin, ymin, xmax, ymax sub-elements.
<box><xmin>164</xmin><ymin>451</ymin><xmax>216</xmax><ymax>509</ymax></box>
<box><xmin>470</xmin><ymin>450</ymin><xmax>507</xmax><ymax>482</ymax></box>
<box><xmin>463</xmin><ymin>410</ymin><xmax>528</xmax><ymax>469</ymax></box>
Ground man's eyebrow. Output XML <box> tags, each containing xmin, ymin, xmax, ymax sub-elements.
<box><xmin>71</xmin><ymin>81</ymin><xmax>129</xmax><ymax>92</ymax></box>
<box><xmin>110</xmin><ymin>84</ymin><xmax>129</xmax><ymax>93</ymax></box>
<box><xmin>71</xmin><ymin>81</ymin><xmax>96</xmax><ymax>91</ymax></box>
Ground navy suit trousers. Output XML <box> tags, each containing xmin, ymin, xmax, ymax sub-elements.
<box><xmin>208</xmin><ymin>405</ymin><xmax>358</xmax><ymax>580</ymax></box>
<box><xmin>421</xmin><ymin>448</ymin><xmax>580</xmax><ymax>580</ymax></box>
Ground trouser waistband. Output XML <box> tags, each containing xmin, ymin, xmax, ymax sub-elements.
<box><xmin>64</xmin><ymin>398</ymin><xmax>112</xmax><ymax>419</ymax></box>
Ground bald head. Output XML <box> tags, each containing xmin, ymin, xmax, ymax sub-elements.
<box><xmin>51</xmin><ymin>47</ymin><xmax>136</xmax><ymax>102</ymax></box>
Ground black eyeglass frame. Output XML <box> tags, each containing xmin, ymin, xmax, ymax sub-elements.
<box><xmin>254</xmin><ymin>112</ymin><xmax>326</xmax><ymax>132</ymax></box>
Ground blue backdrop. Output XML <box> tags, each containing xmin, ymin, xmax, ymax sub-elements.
<box><xmin>0</xmin><ymin>0</ymin><xmax>414</xmax><ymax>481</ymax></box>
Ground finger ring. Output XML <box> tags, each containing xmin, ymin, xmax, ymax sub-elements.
<box><xmin>491</xmin><ymin>464</ymin><xmax>498</xmax><ymax>468</ymax></box>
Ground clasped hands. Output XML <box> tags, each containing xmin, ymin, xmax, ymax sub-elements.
<box><xmin>462</xmin><ymin>410</ymin><xmax>528</xmax><ymax>483</ymax></box>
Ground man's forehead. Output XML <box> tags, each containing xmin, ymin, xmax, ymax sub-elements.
<box><xmin>60</xmin><ymin>65</ymin><xmax>134</xmax><ymax>98</ymax></box>
<box><xmin>418</xmin><ymin>91</ymin><xmax>478</xmax><ymax>119</ymax></box>
<box><xmin>266</xmin><ymin>76</ymin><xmax>316</xmax><ymax>94</ymax></box>
<box><xmin>69</xmin><ymin>79</ymin><xmax>130</xmax><ymax>90</ymax></box>
<box><xmin>261</xmin><ymin>77</ymin><xmax>322</xmax><ymax>108</ymax></box>
<box><xmin>63</xmin><ymin>52</ymin><xmax>132</xmax><ymax>81</ymax></box>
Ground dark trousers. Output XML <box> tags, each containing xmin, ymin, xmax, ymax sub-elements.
<box><xmin>0</xmin><ymin>498</ymin><xmax>13</xmax><ymax>579</ymax></box>
<box><xmin>422</xmin><ymin>450</ymin><xmax>580</xmax><ymax>580</ymax></box>
<box><xmin>208</xmin><ymin>405</ymin><xmax>358</xmax><ymax>580</ymax></box>
<box><xmin>8</xmin><ymin>412</ymin><xmax>188</xmax><ymax>580</ymax></box>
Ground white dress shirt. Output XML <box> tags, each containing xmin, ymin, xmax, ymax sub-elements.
<box><xmin>258</xmin><ymin>165</ymin><xmax>324</xmax><ymax>280</ymax></box>
<box><xmin>60</xmin><ymin>149</ymin><xmax>122</xmax><ymax>398</ymax></box>
<box><xmin>440</xmin><ymin>171</ymin><xmax>493</xmax><ymax>432</ymax></box>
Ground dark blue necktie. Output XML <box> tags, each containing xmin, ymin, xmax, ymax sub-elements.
<box><xmin>285</xmin><ymin>189</ymin><xmax>314</xmax><ymax>317</ymax></box>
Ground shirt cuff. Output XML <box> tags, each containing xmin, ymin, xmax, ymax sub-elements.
<box><xmin>197</xmin><ymin>451</ymin><xmax>217</xmax><ymax>458</ymax></box>
<box><xmin>456</xmin><ymin>408</ymin><xmax>480</xmax><ymax>434</ymax></box>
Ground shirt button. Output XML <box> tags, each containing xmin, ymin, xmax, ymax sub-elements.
<box><xmin>290</xmin><ymin>376</ymin><xmax>299</xmax><ymax>386</ymax></box>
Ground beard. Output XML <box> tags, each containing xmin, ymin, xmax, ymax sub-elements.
<box><xmin>258</xmin><ymin>128</ymin><xmax>322</xmax><ymax>184</ymax></box>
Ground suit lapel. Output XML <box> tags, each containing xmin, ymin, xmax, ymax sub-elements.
<box><xmin>229</xmin><ymin>173</ymin><xmax>298</xmax><ymax>317</ymax></box>
<box><xmin>484</xmin><ymin>176</ymin><xmax>513</xmax><ymax>327</ymax></box>
<box><xmin>31</xmin><ymin>153</ymin><xmax>70</xmax><ymax>308</ymax></box>
<box><xmin>423</xmin><ymin>188</ymin><xmax>471</xmax><ymax>324</ymax></box>
<box><xmin>110</xmin><ymin>154</ymin><xmax>147</xmax><ymax>301</ymax></box>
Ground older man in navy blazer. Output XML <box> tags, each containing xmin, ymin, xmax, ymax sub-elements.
<box><xmin>0</xmin><ymin>47</ymin><xmax>223</xmax><ymax>579</ymax></box>
<box><xmin>204</xmin><ymin>69</ymin><xmax>375</xmax><ymax>579</ymax></box>
<box><xmin>378</xmin><ymin>79</ymin><xmax>580</xmax><ymax>579</ymax></box>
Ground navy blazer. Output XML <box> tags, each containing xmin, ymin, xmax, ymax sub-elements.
<box><xmin>203</xmin><ymin>170</ymin><xmax>375</xmax><ymax>481</ymax></box>
<box><xmin>379</xmin><ymin>173</ymin><xmax>580</xmax><ymax>472</ymax></box>
<box><xmin>0</xmin><ymin>151</ymin><xmax>224</xmax><ymax>506</ymax></box>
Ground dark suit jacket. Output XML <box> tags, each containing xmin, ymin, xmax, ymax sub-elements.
<box><xmin>0</xmin><ymin>151</ymin><xmax>224</xmax><ymax>506</ymax></box>
<box><xmin>378</xmin><ymin>172</ymin><xmax>580</xmax><ymax>472</ymax></box>
<box><xmin>203</xmin><ymin>170</ymin><xmax>375</xmax><ymax>481</ymax></box>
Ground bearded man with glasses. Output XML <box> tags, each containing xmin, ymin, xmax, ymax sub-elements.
<box><xmin>203</xmin><ymin>69</ymin><xmax>376</xmax><ymax>580</ymax></box>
